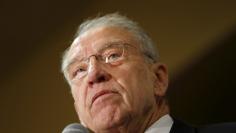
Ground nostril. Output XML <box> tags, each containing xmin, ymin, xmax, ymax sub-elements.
<box><xmin>88</xmin><ymin>72</ymin><xmax>111</xmax><ymax>86</ymax></box>
<box><xmin>97</xmin><ymin>75</ymin><xmax>106</xmax><ymax>82</ymax></box>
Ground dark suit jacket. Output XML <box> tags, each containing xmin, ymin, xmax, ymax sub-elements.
<box><xmin>170</xmin><ymin>119</ymin><xmax>236</xmax><ymax>133</ymax></box>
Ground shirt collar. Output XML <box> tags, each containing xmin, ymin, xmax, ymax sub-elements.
<box><xmin>145</xmin><ymin>114</ymin><xmax>173</xmax><ymax>133</ymax></box>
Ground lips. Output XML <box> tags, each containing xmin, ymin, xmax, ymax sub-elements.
<box><xmin>92</xmin><ymin>90</ymin><xmax>117</xmax><ymax>105</ymax></box>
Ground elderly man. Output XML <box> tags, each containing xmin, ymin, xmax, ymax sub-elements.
<box><xmin>61</xmin><ymin>13</ymin><xmax>236</xmax><ymax>133</ymax></box>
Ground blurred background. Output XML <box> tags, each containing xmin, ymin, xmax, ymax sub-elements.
<box><xmin>1</xmin><ymin>0</ymin><xmax>236</xmax><ymax>132</ymax></box>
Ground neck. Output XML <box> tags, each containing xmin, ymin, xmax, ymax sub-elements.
<box><xmin>96</xmin><ymin>98</ymin><xmax>169</xmax><ymax>133</ymax></box>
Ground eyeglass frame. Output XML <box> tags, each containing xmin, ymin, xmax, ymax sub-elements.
<box><xmin>67</xmin><ymin>42</ymin><xmax>155</xmax><ymax>81</ymax></box>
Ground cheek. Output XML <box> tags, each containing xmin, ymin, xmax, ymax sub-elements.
<box><xmin>71</xmin><ymin>84</ymin><xmax>87</xmax><ymax>112</ymax></box>
<box><xmin>71</xmin><ymin>86</ymin><xmax>92</xmax><ymax>123</ymax></box>
<box><xmin>112</xmin><ymin>63</ymin><xmax>154</xmax><ymax>109</ymax></box>
<box><xmin>71</xmin><ymin>86</ymin><xmax>81</xmax><ymax>102</ymax></box>
<box><xmin>122</xmin><ymin>63</ymin><xmax>153</xmax><ymax>92</ymax></box>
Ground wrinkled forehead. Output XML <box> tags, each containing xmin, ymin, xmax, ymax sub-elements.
<box><xmin>67</xmin><ymin>26</ymin><xmax>140</xmax><ymax>62</ymax></box>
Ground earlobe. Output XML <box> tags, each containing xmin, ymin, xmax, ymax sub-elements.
<box><xmin>152</xmin><ymin>63</ymin><xmax>169</xmax><ymax>96</ymax></box>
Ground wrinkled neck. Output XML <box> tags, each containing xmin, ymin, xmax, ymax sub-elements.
<box><xmin>94</xmin><ymin>98</ymin><xmax>169</xmax><ymax>133</ymax></box>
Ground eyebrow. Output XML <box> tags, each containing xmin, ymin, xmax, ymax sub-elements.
<box><xmin>66</xmin><ymin>55</ymin><xmax>86</xmax><ymax>71</ymax></box>
<box><xmin>65</xmin><ymin>51</ymin><xmax>85</xmax><ymax>73</ymax></box>
<box><xmin>97</xmin><ymin>42</ymin><xmax>121</xmax><ymax>53</ymax></box>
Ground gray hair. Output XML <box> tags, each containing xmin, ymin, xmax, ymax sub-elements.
<box><xmin>61</xmin><ymin>13</ymin><xmax>159</xmax><ymax>82</ymax></box>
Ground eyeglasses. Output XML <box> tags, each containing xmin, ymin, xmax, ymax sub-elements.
<box><xmin>70</xmin><ymin>43</ymin><xmax>135</xmax><ymax>80</ymax></box>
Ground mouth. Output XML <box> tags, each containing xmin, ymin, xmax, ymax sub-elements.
<box><xmin>92</xmin><ymin>90</ymin><xmax>118</xmax><ymax>105</ymax></box>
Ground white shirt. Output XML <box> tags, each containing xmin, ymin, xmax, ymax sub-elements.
<box><xmin>145</xmin><ymin>114</ymin><xmax>173</xmax><ymax>133</ymax></box>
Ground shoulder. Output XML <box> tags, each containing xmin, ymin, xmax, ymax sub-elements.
<box><xmin>197</xmin><ymin>122</ymin><xmax>236</xmax><ymax>133</ymax></box>
<box><xmin>170</xmin><ymin>118</ymin><xmax>236</xmax><ymax>133</ymax></box>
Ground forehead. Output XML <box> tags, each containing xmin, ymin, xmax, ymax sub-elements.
<box><xmin>68</xmin><ymin>26</ymin><xmax>139</xmax><ymax>59</ymax></box>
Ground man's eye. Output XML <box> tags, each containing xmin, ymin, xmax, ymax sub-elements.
<box><xmin>73</xmin><ymin>67</ymin><xmax>86</xmax><ymax>77</ymax></box>
<box><xmin>78</xmin><ymin>67</ymin><xmax>86</xmax><ymax>72</ymax></box>
<box><xmin>107</xmin><ymin>52</ymin><xmax>122</xmax><ymax>62</ymax></box>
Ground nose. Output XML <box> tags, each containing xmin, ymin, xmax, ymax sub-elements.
<box><xmin>87</xmin><ymin>56</ymin><xmax>111</xmax><ymax>87</ymax></box>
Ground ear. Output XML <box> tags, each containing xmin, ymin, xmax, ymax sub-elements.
<box><xmin>151</xmin><ymin>62</ymin><xmax>169</xmax><ymax>97</ymax></box>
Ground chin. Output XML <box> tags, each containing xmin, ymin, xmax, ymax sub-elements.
<box><xmin>90</xmin><ymin>105</ymin><xmax>129</xmax><ymax>131</ymax></box>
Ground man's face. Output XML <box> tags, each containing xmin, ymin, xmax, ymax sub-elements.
<box><xmin>66</xmin><ymin>27</ymin><xmax>166</xmax><ymax>131</ymax></box>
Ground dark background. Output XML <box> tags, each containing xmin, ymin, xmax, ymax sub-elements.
<box><xmin>1</xmin><ymin>0</ymin><xmax>236</xmax><ymax>132</ymax></box>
